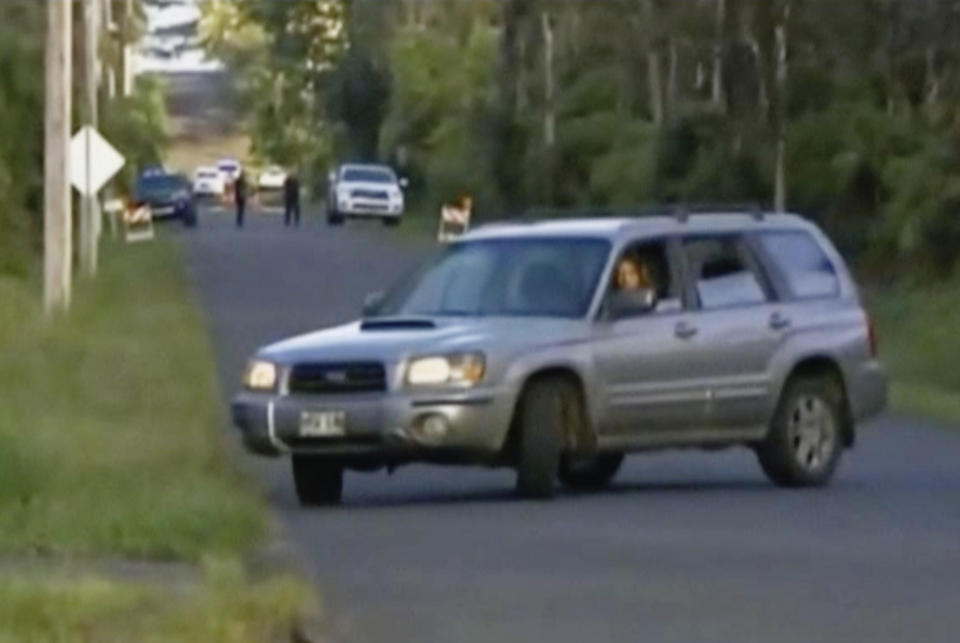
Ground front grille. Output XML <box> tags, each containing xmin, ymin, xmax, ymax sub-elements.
<box><xmin>351</xmin><ymin>189</ymin><xmax>389</xmax><ymax>200</ymax></box>
<box><xmin>288</xmin><ymin>362</ymin><xmax>386</xmax><ymax>395</ymax></box>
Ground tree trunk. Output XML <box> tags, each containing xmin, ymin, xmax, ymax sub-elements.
<box><xmin>541</xmin><ymin>11</ymin><xmax>555</xmax><ymax>148</ymax></box>
<box><xmin>666</xmin><ymin>37</ymin><xmax>678</xmax><ymax>120</ymax></box>
<box><xmin>712</xmin><ymin>0</ymin><xmax>725</xmax><ymax>108</ymax></box>
<box><xmin>643</xmin><ymin>0</ymin><xmax>664</xmax><ymax>125</ymax></box>
<box><xmin>773</xmin><ymin>2</ymin><xmax>790</xmax><ymax>213</ymax></box>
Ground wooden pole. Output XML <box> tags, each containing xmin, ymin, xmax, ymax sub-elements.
<box><xmin>45</xmin><ymin>0</ymin><xmax>73</xmax><ymax>314</ymax></box>
<box><xmin>80</xmin><ymin>0</ymin><xmax>101</xmax><ymax>278</ymax></box>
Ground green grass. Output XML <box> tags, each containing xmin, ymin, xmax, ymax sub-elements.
<box><xmin>0</xmin><ymin>558</ymin><xmax>308</xmax><ymax>643</ymax></box>
<box><xmin>870</xmin><ymin>278</ymin><xmax>960</xmax><ymax>425</ymax></box>
<box><xmin>0</xmin><ymin>237</ymin><xmax>265</xmax><ymax>559</ymax></box>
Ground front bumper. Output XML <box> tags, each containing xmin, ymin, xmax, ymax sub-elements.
<box><xmin>149</xmin><ymin>200</ymin><xmax>193</xmax><ymax>219</ymax></box>
<box><xmin>338</xmin><ymin>199</ymin><xmax>403</xmax><ymax>217</ymax></box>
<box><xmin>231</xmin><ymin>387</ymin><xmax>515</xmax><ymax>460</ymax></box>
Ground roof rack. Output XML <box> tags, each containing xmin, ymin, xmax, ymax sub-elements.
<box><xmin>497</xmin><ymin>202</ymin><xmax>773</xmax><ymax>224</ymax></box>
<box><xmin>672</xmin><ymin>202</ymin><xmax>767</xmax><ymax>222</ymax></box>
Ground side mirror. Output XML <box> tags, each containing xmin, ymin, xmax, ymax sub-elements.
<box><xmin>362</xmin><ymin>291</ymin><xmax>385</xmax><ymax>317</ymax></box>
<box><xmin>606</xmin><ymin>288</ymin><xmax>657</xmax><ymax>321</ymax></box>
<box><xmin>327</xmin><ymin>170</ymin><xmax>336</xmax><ymax>184</ymax></box>
<box><xmin>399</xmin><ymin>177</ymin><xmax>409</xmax><ymax>189</ymax></box>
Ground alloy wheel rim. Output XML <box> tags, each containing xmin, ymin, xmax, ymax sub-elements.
<box><xmin>787</xmin><ymin>394</ymin><xmax>837</xmax><ymax>473</ymax></box>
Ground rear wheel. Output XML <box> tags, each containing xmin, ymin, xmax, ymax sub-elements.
<box><xmin>757</xmin><ymin>375</ymin><xmax>844</xmax><ymax>487</ymax></box>
<box><xmin>515</xmin><ymin>378</ymin><xmax>575</xmax><ymax>499</ymax></box>
<box><xmin>291</xmin><ymin>455</ymin><xmax>343</xmax><ymax>506</ymax></box>
<box><xmin>558</xmin><ymin>453</ymin><xmax>624</xmax><ymax>491</ymax></box>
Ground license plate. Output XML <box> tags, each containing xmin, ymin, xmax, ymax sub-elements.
<box><xmin>299</xmin><ymin>410</ymin><xmax>346</xmax><ymax>437</ymax></box>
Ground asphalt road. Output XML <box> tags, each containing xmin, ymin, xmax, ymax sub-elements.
<box><xmin>179</xmin><ymin>207</ymin><xmax>960</xmax><ymax>643</ymax></box>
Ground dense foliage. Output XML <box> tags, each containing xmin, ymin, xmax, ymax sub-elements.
<box><xmin>213</xmin><ymin>0</ymin><xmax>960</xmax><ymax>275</ymax></box>
<box><xmin>0</xmin><ymin>0</ymin><xmax>166</xmax><ymax>279</ymax></box>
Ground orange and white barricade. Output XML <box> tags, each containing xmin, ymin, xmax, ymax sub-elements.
<box><xmin>438</xmin><ymin>196</ymin><xmax>472</xmax><ymax>243</ymax></box>
<box><xmin>123</xmin><ymin>202</ymin><xmax>154</xmax><ymax>243</ymax></box>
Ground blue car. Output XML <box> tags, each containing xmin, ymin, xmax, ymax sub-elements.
<box><xmin>134</xmin><ymin>170</ymin><xmax>197</xmax><ymax>228</ymax></box>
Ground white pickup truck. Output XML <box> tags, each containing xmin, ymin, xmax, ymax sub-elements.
<box><xmin>326</xmin><ymin>164</ymin><xmax>407</xmax><ymax>226</ymax></box>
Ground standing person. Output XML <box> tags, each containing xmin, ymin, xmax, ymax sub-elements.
<box><xmin>283</xmin><ymin>172</ymin><xmax>301</xmax><ymax>227</ymax></box>
<box><xmin>234</xmin><ymin>170</ymin><xmax>247</xmax><ymax>228</ymax></box>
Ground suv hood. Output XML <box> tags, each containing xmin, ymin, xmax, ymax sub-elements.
<box><xmin>259</xmin><ymin>317</ymin><xmax>588</xmax><ymax>365</ymax></box>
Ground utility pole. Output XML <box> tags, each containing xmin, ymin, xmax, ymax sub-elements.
<box><xmin>44</xmin><ymin>0</ymin><xmax>73</xmax><ymax>314</ymax></box>
<box><xmin>80</xmin><ymin>0</ymin><xmax>101</xmax><ymax>278</ymax></box>
<box><xmin>123</xmin><ymin>0</ymin><xmax>135</xmax><ymax>96</ymax></box>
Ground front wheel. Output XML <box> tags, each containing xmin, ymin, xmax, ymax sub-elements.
<box><xmin>326</xmin><ymin>207</ymin><xmax>344</xmax><ymax>226</ymax></box>
<box><xmin>756</xmin><ymin>375</ymin><xmax>844</xmax><ymax>487</ymax></box>
<box><xmin>558</xmin><ymin>453</ymin><xmax>624</xmax><ymax>491</ymax></box>
<box><xmin>515</xmin><ymin>379</ymin><xmax>574</xmax><ymax>499</ymax></box>
<box><xmin>382</xmin><ymin>217</ymin><xmax>400</xmax><ymax>227</ymax></box>
<box><xmin>292</xmin><ymin>455</ymin><xmax>343</xmax><ymax>506</ymax></box>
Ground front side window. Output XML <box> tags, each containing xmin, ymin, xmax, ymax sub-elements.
<box><xmin>683</xmin><ymin>236</ymin><xmax>769</xmax><ymax>309</ymax></box>
<box><xmin>606</xmin><ymin>240</ymin><xmax>681</xmax><ymax>318</ymax></box>
<box><xmin>757</xmin><ymin>231</ymin><xmax>840</xmax><ymax>300</ymax></box>
<box><xmin>378</xmin><ymin>238</ymin><xmax>610</xmax><ymax>318</ymax></box>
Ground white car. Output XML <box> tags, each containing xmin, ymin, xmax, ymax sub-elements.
<box><xmin>258</xmin><ymin>166</ymin><xmax>287</xmax><ymax>191</ymax></box>
<box><xmin>193</xmin><ymin>166</ymin><xmax>224</xmax><ymax>196</ymax></box>
<box><xmin>217</xmin><ymin>159</ymin><xmax>242</xmax><ymax>183</ymax></box>
<box><xmin>326</xmin><ymin>164</ymin><xmax>406</xmax><ymax>226</ymax></box>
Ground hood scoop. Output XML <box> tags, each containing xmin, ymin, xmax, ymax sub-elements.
<box><xmin>360</xmin><ymin>317</ymin><xmax>437</xmax><ymax>332</ymax></box>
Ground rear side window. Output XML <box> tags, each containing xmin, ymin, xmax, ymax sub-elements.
<box><xmin>757</xmin><ymin>231</ymin><xmax>839</xmax><ymax>300</ymax></box>
<box><xmin>682</xmin><ymin>236</ymin><xmax>770</xmax><ymax>309</ymax></box>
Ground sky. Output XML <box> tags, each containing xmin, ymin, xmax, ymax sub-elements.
<box><xmin>135</xmin><ymin>0</ymin><xmax>223</xmax><ymax>74</ymax></box>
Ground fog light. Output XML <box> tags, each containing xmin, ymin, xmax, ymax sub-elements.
<box><xmin>414</xmin><ymin>413</ymin><xmax>449</xmax><ymax>442</ymax></box>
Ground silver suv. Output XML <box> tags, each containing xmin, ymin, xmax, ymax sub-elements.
<box><xmin>232</xmin><ymin>212</ymin><xmax>887</xmax><ymax>505</ymax></box>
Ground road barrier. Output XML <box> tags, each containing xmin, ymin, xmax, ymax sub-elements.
<box><xmin>123</xmin><ymin>202</ymin><xmax>154</xmax><ymax>243</ymax></box>
<box><xmin>438</xmin><ymin>196</ymin><xmax>472</xmax><ymax>243</ymax></box>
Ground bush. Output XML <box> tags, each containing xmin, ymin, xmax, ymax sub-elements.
<box><xmin>101</xmin><ymin>76</ymin><xmax>170</xmax><ymax>194</ymax></box>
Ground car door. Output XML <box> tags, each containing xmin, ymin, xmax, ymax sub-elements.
<box><xmin>677</xmin><ymin>233</ymin><xmax>785</xmax><ymax>433</ymax></box>
<box><xmin>592</xmin><ymin>238</ymin><xmax>712</xmax><ymax>435</ymax></box>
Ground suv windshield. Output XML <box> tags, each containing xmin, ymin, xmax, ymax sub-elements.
<box><xmin>378</xmin><ymin>238</ymin><xmax>610</xmax><ymax>318</ymax></box>
<box><xmin>342</xmin><ymin>167</ymin><xmax>395</xmax><ymax>183</ymax></box>
<box><xmin>136</xmin><ymin>174</ymin><xmax>186</xmax><ymax>199</ymax></box>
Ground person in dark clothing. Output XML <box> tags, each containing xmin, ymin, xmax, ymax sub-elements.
<box><xmin>234</xmin><ymin>171</ymin><xmax>247</xmax><ymax>228</ymax></box>
<box><xmin>283</xmin><ymin>173</ymin><xmax>301</xmax><ymax>226</ymax></box>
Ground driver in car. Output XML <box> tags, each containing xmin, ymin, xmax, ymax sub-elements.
<box><xmin>616</xmin><ymin>256</ymin><xmax>652</xmax><ymax>292</ymax></box>
<box><xmin>612</xmin><ymin>256</ymin><xmax>657</xmax><ymax>312</ymax></box>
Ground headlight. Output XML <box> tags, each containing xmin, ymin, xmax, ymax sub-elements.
<box><xmin>244</xmin><ymin>359</ymin><xmax>278</xmax><ymax>391</ymax></box>
<box><xmin>406</xmin><ymin>353</ymin><xmax>485</xmax><ymax>388</ymax></box>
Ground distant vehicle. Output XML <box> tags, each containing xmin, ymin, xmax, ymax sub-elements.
<box><xmin>193</xmin><ymin>166</ymin><xmax>224</xmax><ymax>197</ymax></box>
<box><xmin>232</xmin><ymin>210</ymin><xmax>887</xmax><ymax>505</ymax></box>
<box><xmin>326</xmin><ymin>163</ymin><xmax>406</xmax><ymax>227</ymax></box>
<box><xmin>258</xmin><ymin>165</ymin><xmax>287</xmax><ymax>191</ymax></box>
<box><xmin>134</xmin><ymin>170</ymin><xmax>197</xmax><ymax>228</ymax></box>
<box><xmin>217</xmin><ymin>159</ymin><xmax>242</xmax><ymax>183</ymax></box>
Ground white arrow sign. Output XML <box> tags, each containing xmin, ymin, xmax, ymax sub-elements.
<box><xmin>70</xmin><ymin>126</ymin><xmax>125</xmax><ymax>196</ymax></box>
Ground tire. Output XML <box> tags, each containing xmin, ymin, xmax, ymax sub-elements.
<box><xmin>291</xmin><ymin>455</ymin><xmax>343</xmax><ymax>506</ymax></box>
<box><xmin>757</xmin><ymin>375</ymin><xmax>845</xmax><ymax>487</ymax></box>
<box><xmin>515</xmin><ymin>378</ymin><xmax>572</xmax><ymax>499</ymax></box>
<box><xmin>382</xmin><ymin>217</ymin><xmax>400</xmax><ymax>227</ymax></box>
<box><xmin>558</xmin><ymin>453</ymin><xmax>624</xmax><ymax>491</ymax></box>
<box><xmin>327</xmin><ymin>208</ymin><xmax>344</xmax><ymax>226</ymax></box>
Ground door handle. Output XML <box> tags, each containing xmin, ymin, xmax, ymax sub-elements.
<box><xmin>769</xmin><ymin>312</ymin><xmax>792</xmax><ymax>331</ymax></box>
<box><xmin>674</xmin><ymin>321</ymin><xmax>698</xmax><ymax>339</ymax></box>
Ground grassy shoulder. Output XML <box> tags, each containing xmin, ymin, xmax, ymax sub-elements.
<box><xmin>0</xmin><ymin>237</ymin><xmax>263</xmax><ymax>559</ymax></box>
<box><xmin>870</xmin><ymin>278</ymin><xmax>960</xmax><ymax>425</ymax></box>
<box><xmin>0</xmin><ymin>559</ymin><xmax>307</xmax><ymax>643</ymax></box>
